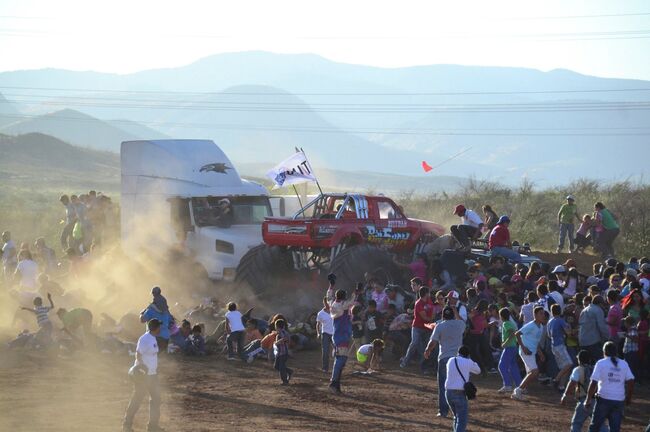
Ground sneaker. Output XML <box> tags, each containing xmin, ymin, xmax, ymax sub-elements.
<box><xmin>511</xmin><ymin>388</ymin><xmax>526</xmax><ymax>401</ymax></box>
<box><xmin>497</xmin><ymin>386</ymin><xmax>513</xmax><ymax>394</ymax></box>
<box><xmin>227</xmin><ymin>356</ymin><xmax>236</xmax><ymax>361</ymax></box>
<box><xmin>488</xmin><ymin>368</ymin><xmax>498</xmax><ymax>374</ymax></box>
<box><xmin>329</xmin><ymin>385</ymin><xmax>341</xmax><ymax>395</ymax></box>
<box><xmin>287</xmin><ymin>370</ymin><xmax>294</xmax><ymax>382</ymax></box>
<box><xmin>436</xmin><ymin>413</ymin><xmax>448</xmax><ymax>418</ymax></box>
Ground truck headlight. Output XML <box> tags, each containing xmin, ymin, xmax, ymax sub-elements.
<box><xmin>215</xmin><ymin>240</ymin><xmax>234</xmax><ymax>254</ymax></box>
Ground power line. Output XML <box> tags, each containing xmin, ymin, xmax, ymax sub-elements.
<box><xmin>3</xmin><ymin>98</ymin><xmax>650</xmax><ymax>113</ymax></box>
<box><xmin>504</xmin><ymin>12</ymin><xmax>650</xmax><ymax>20</ymax></box>
<box><xmin>2</xmin><ymin>85</ymin><xmax>649</xmax><ymax>97</ymax></box>
<box><xmin>1</xmin><ymin>113</ymin><xmax>649</xmax><ymax>137</ymax></box>
<box><xmin>4</xmin><ymin>92</ymin><xmax>650</xmax><ymax>108</ymax></box>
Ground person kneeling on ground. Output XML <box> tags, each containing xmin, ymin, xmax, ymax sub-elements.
<box><xmin>186</xmin><ymin>325</ymin><xmax>206</xmax><ymax>356</ymax></box>
<box><xmin>57</xmin><ymin>307</ymin><xmax>94</xmax><ymax>345</ymax></box>
<box><xmin>357</xmin><ymin>339</ymin><xmax>384</xmax><ymax>371</ymax></box>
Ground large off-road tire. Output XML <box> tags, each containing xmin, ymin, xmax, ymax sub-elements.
<box><xmin>235</xmin><ymin>244</ymin><xmax>293</xmax><ymax>297</ymax></box>
<box><xmin>329</xmin><ymin>244</ymin><xmax>402</xmax><ymax>291</ymax></box>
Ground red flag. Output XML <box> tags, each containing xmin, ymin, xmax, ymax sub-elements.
<box><xmin>422</xmin><ymin>161</ymin><xmax>433</xmax><ymax>173</ymax></box>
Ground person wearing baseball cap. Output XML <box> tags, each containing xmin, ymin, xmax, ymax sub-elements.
<box><xmin>488</xmin><ymin>216</ymin><xmax>522</xmax><ymax>263</ymax></box>
<box><xmin>557</xmin><ymin>195</ymin><xmax>580</xmax><ymax>254</ymax></box>
<box><xmin>450</xmin><ymin>204</ymin><xmax>484</xmax><ymax>250</ymax></box>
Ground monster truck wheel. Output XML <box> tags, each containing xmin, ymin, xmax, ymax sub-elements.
<box><xmin>235</xmin><ymin>245</ymin><xmax>292</xmax><ymax>297</ymax></box>
<box><xmin>329</xmin><ymin>244</ymin><xmax>402</xmax><ymax>290</ymax></box>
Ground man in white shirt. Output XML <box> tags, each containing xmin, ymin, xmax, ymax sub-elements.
<box><xmin>450</xmin><ymin>204</ymin><xmax>484</xmax><ymax>250</ymax></box>
<box><xmin>123</xmin><ymin>318</ymin><xmax>163</xmax><ymax>432</ymax></box>
<box><xmin>445</xmin><ymin>346</ymin><xmax>481</xmax><ymax>432</ymax></box>
<box><xmin>316</xmin><ymin>297</ymin><xmax>335</xmax><ymax>372</ymax></box>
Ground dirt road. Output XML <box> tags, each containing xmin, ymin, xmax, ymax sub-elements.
<box><xmin>0</xmin><ymin>349</ymin><xmax>647</xmax><ymax>432</ymax></box>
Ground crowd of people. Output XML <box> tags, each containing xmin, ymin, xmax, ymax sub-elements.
<box><xmin>1</xmin><ymin>193</ymin><xmax>648</xmax><ymax>432</ymax></box>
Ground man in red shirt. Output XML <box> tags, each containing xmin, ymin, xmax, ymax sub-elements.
<box><xmin>400</xmin><ymin>286</ymin><xmax>434</xmax><ymax>373</ymax></box>
<box><xmin>488</xmin><ymin>216</ymin><xmax>522</xmax><ymax>263</ymax></box>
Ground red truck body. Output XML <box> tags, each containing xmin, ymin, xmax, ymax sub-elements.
<box><xmin>261</xmin><ymin>193</ymin><xmax>445</xmax><ymax>254</ymax></box>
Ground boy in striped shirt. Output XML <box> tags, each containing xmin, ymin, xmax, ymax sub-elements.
<box><xmin>21</xmin><ymin>293</ymin><xmax>54</xmax><ymax>345</ymax></box>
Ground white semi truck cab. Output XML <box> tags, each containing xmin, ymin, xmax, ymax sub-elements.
<box><xmin>121</xmin><ymin>139</ymin><xmax>270</xmax><ymax>281</ymax></box>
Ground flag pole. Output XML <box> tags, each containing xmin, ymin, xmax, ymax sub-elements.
<box><xmin>300</xmin><ymin>147</ymin><xmax>324</xmax><ymax>196</ymax></box>
<box><xmin>292</xmin><ymin>185</ymin><xmax>304</xmax><ymax>209</ymax></box>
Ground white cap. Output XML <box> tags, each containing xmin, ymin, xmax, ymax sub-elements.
<box><xmin>551</xmin><ymin>265</ymin><xmax>567</xmax><ymax>274</ymax></box>
<box><xmin>446</xmin><ymin>290</ymin><xmax>460</xmax><ymax>299</ymax></box>
<box><xmin>566</xmin><ymin>195</ymin><xmax>575</xmax><ymax>201</ymax></box>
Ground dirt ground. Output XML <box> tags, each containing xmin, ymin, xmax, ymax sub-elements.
<box><xmin>0</xmin><ymin>348</ymin><xmax>648</xmax><ymax>432</ymax></box>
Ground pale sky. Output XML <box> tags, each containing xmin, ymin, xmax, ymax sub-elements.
<box><xmin>1</xmin><ymin>0</ymin><xmax>649</xmax><ymax>80</ymax></box>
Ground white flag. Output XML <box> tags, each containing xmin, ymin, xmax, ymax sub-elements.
<box><xmin>266</xmin><ymin>152</ymin><xmax>317</xmax><ymax>188</ymax></box>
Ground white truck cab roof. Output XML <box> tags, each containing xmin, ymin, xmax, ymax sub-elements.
<box><xmin>121</xmin><ymin>139</ymin><xmax>266</xmax><ymax>197</ymax></box>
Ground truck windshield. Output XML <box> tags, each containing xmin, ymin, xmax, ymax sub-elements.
<box><xmin>192</xmin><ymin>196</ymin><xmax>271</xmax><ymax>227</ymax></box>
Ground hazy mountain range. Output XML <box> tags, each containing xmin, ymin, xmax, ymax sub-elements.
<box><xmin>0</xmin><ymin>51</ymin><xmax>649</xmax><ymax>187</ymax></box>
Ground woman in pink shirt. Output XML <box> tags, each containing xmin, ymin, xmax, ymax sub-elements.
<box><xmin>606</xmin><ymin>290</ymin><xmax>623</xmax><ymax>341</ymax></box>
<box><xmin>467</xmin><ymin>300</ymin><xmax>496</xmax><ymax>375</ymax></box>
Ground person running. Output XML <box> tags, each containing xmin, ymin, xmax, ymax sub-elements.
<box><xmin>329</xmin><ymin>289</ymin><xmax>354</xmax><ymax>394</ymax></box>
<box><xmin>445</xmin><ymin>345</ymin><xmax>481</xmax><ymax>432</ymax></box>
<box><xmin>512</xmin><ymin>306</ymin><xmax>547</xmax><ymax>401</ymax></box>
<box><xmin>400</xmin><ymin>286</ymin><xmax>433</xmax><ymax>372</ymax></box>
<box><xmin>561</xmin><ymin>350</ymin><xmax>608</xmax><ymax>432</ymax></box>
<box><xmin>557</xmin><ymin>195</ymin><xmax>580</xmax><ymax>253</ymax></box>
<box><xmin>497</xmin><ymin>308</ymin><xmax>521</xmax><ymax>393</ymax></box>
<box><xmin>584</xmin><ymin>342</ymin><xmax>635</xmax><ymax>432</ymax></box>
<box><xmin>273</xmin><ymin>319</ymin><xmax>293</xmax><ymax>385</ymax></box>
<box><xmin>548</xmin><ymin>304</ymin><xmax>574</xmax><ymax>391</ymax></box>
<box><xmin>122</xmin><ymin>318</ymin><xmax>163</xmax><ymax>432</ymax></box>
<box><xmin>450</xmin><ymin>204</ymin><xmax>484</xmax><ymax>250</ymax></box>
<box><xmin>316</xmin><ymin>296</ymin><xmax>334</xmax><ymax>373</ymax></box>
<box><xmin>488</xmin><ymin>216</ymin><xmax>522</xmax><ymax>263</ymax></box>
<box><xmin>424</xmin><ymin>305</ymin><xmax>465</xmax><ymax>418</ymax></box>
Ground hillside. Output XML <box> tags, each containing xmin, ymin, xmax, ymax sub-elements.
<box><xmin>0</xmin><ymin>132</ymin><xmax>119</xmax><ymax>191</ymax></box>
<box><xmin>0</xmin><ymin>109</ymin><xmax>140</xmax><ymax>152</ymax></box>
<box><xmin>0</xmin><ymin>91</ymin><xmax>20</xmax><ymax>127</ymax></box>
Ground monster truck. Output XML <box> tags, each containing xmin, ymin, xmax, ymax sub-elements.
<box><xmin>235</xmin><ymin>193</ymin><xmax>445</xmax><ymax>296</ymax></box>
